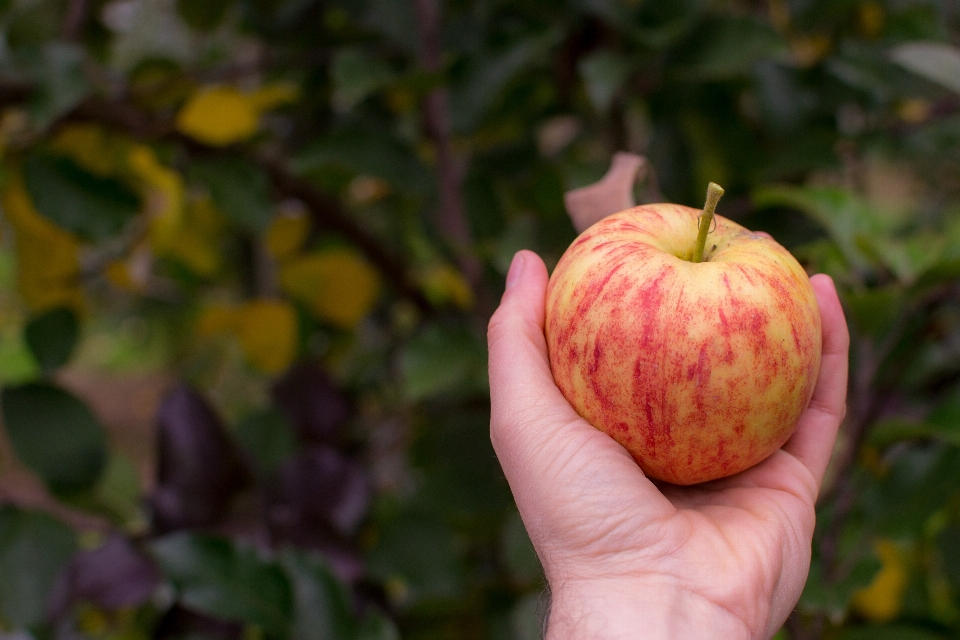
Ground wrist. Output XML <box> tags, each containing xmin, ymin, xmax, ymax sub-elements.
<box><xmin>546</xmin><ymin>577</ymin><xmax>753</xmax><ymax>640</ymax></box>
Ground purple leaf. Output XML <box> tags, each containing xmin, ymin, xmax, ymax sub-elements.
<box><xmin>151</xmin><ymin>385</ymin><xmax>248</xmax><ymax>533</ymax></box>
<box><xmin>47</xmin><ymin>534</ymin><xmax>160</xmax><ymax>619</ymax></box>
<box><xmin>271</xmin><ymin>362</ymin><xmax>350</xmax><ymax>444</ymax></box>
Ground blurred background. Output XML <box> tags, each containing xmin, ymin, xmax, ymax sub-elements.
<box><xmin>0</xmin><ymin>0</ymin><xmax>958</xmax><ymax>638</ymax></box>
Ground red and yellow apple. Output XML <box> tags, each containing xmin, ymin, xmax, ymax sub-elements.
<box><xmin>545</xmin><ymin>186</ymin><xmax>821</xmax><ymax>485</ymax></box>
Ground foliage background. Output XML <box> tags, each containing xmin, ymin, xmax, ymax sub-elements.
<box><xmin>0</xmin><ymin>0</ymin><xmax>959</xmax><ymax>638</ymax></box>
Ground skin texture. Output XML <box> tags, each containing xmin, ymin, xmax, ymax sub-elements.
<box><xmin>545</xmin><ymin>204</ymin><xmax>822</xmax><ymax>484</ymax></box>
<box><xmin>488</xmin><ymin>250</ymin><xmax>849</xmax><ymax>638</ymax></box>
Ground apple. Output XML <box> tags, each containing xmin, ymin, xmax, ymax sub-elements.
<box><xmin>544</xmin><ymin>184</ymin><xmax>821</xmax><ymax>485</ymax></box>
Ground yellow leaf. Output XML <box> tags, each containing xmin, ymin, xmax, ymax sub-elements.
<box><xmin>163</xmin><ymin>196</ymin><xmax>224</xmax><ymax>277</ymax></box>
<box><xmin>196</xmin><ymin>305</ymin><xmax>240</xmax><ymax>338</ymax></box>
<box><xmin>1</xmin><ymin>172</ymin><xmax>84</xmax><ymax>313</ymax></box>
<box><xmin>49</xmin><ymin>123</ymin><xmax>127</xmax><ymax>177</ymax></box>
<box><xmin>246</xmin><ymin>82</ymin><xmax>301</xmax><ymax>112</ymax></box>
<box><xmin>128</xmin><ymin>144</ymin><xmax>186</xmax><ymax>252</ymax></box>
<box><xmin>265</xmin><ymin>208</ymin><xmax>311</xmax><ymax>262</ymax></box>
<box><xmin>197</xmin><ymin>300</ymin><xmax>297</xmax><ymax>374</ymax></box>
<box><xmin>851</xmin><ymin>539</ymin><xmax>908</xmax><ymax>622</ymax></box>
<box><xmin>176</xmin><ymin>86</ymin><xmax>259</xmax><ymax>146</ymax></box>
<box><xmin>420</xmin><ymin>264</ymin><xmax>474</xmax><ymax>309</ymax></box>
<box><xmin>280</xmin><ymin>249</ymin><xmax>380</xmax><ymax>328</ymax></box>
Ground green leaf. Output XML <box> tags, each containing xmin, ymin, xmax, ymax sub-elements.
<box><xmin>332</xmin><ymin>48</ymin><xmax>395</xmax><ymax>112</ymax></box>
<box><xmin>753</xmin><ymin>185</ymin><xmax>881</xmax><ymax>271</ymax></box>
<box><xmin>578</xmin><ymin>50</ymin><xmax>631</xmax><ymax>113</ymax></box>
<box><xmin>0</xmin><ymin>507</ymin><xmax>76</xmax><ymax>630</ymax></box>
<box><xmin>842</xmin><ymin>288</ymin><xmax>903</xmax><ymax>341</ymax></box>
<box><xmin>23</xmin><ymin>307</ymin><xmax>79</xmax><ymax>373</ymax></box>
<box><xmin>358</xmin><ymin>611</ymin><xmax>400</xmax><ymax>640</ymax></box>
<box><xmin>280</xmin><ymin>549</ymin><xmax>358</xmax><ymax>640</ymax></box>
<box><xmin>92</xmin><ymin>452</ymin><xmax>144</xmax><ymax>527</ymax></box>
<box><xmin>190</xmin><ymin>158</ymin><xmax>272</xmax><ymax>233</ymax></box>
<box><xmin>399</xmin><ymin>323</ymin><xmax>487</xmax><ymax>402</ymax></box>
<box><xmin>293</xmin><ymin>129</ymin><xmax>430</xmax><ymax>192</ymax></box>
<box><xmin>28</xmin><ymin>43</ymin><xmax>91</xmax><ymax>128</ymax></box>
<box><xmin>676</xmin><ymin>16</ymin><xmax>787</xmax><ymax>80</ymax></box>
<box><xmin>890</xmin><ymin>41</ymin><xmax>960</xmax><ymax>96</ymax></box>
<box><xmin>233</xmin><ymin>409</ymin><xmax>297</xmax><ymax>477</ymax></box>
<box><xmin>176</xmin><ymin>0</ymin><xmax>236</xmax><ymax>30</ymax></box>
<box><xmin>0</xmin><ymin>382</ymin><xmax>107</xmax><ymax>495</ymax></box>
<box><xmin>22</xmin><ymin>152</ymin><xmax>140</xmax><ymax>241</ymax></box>
<box><xmin>449</xmin><ymin>30</ymin><xmax>560</xmax><ymax>132</ymax></box>
<box><xmin>365</xmin><ymin>514</ymin><xmax>464</xmax><ymax>606</ymax></box>
<box><xmin>150</xmin><ymin>533</ymin><xmax>293</xmax><ymax>636</ymax></box>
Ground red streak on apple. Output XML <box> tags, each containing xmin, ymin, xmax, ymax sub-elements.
<box><xmin>545</xmin><ymin>204</ymin><xmax>821</xmax><ymax>485</ymax></box>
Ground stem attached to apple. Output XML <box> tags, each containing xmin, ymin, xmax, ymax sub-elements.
<box><xmin>693</xmin><ymin>182</ymin><xmax>725</xmax><ymax>264</ymax></box>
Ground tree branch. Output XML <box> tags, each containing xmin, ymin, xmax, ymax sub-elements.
<box><xmin>412</xmin><ymin>0</ymin><xmax>487</xmax><ymax>306</ymax></box>
<box><xmin>55</xmin><ymin>96</ymin><xmax>436</xmax><ymax>314</ymax></box>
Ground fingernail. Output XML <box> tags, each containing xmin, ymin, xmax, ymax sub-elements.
<box><xmin>506</xmin><ymin>252</ymin><xmax>525</xmax><ymax>290</ymax></box>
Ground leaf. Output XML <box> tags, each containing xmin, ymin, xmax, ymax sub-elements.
<box><xmin>265</xmin><ymin>207</ymin><xmax>311</xmax><ymax>262</ymax></box>
<box><xmin>0</xmin><ymin>382</ymin><xmax>107</xmax><ymax>495</ymax></box>
<box><xmin>233</xmin><ymin>409</ymin><xmax>297</xmax><ymax>477</ymax></box>
<box><xmin>358</xmin><ymin>611</ymin><xmax>400</xmax><ymax>640</ymax></box>
<box><xmin>890</xmin><ymin>41</ymin><xmax>960</xmax><ymax>96</ymax></box>
<box><xmin>399</xmin><ymin>323</ymin><xmax>487</xmax><ymax>401</ymax></box>
<box><xmin>2</xmin><ymin>172</ymin><xmax>84</xmax><ymax>314</ymax></box>
<box><xmin>331</xmin><ymin>48</ymin><xmax>395</xmax><ymax>112</ymax></box>
<box><xmin>418</xmin><ymin>264</ymin><xmax>474</xmax><ymax>310</ymax></box>
<box><xmin>176</xmin><ymin>0</ymin><xmax>235</xmax><ymax>30</ymax></box>
<box><xmin>850</xmin><ymin>539</ymin><xmax>908</xmax><ymax>622</ymax></box>
<box><xmin>271</xmin><ymin>361</ymin><xmax>350</xmax><ymax>444</ymax></box>
<box><xmin>29</xmin><ymin>43</ymin><xmax>91</xmax><ymax>128</ymax></box>
<box><xmin>365</xmin><ymin>514</ymin><xmax>464</xmax><ymax>606</ymax></box>
<box><xmin>128</xmin><ymin>144</ymin><xmax>186</xmax><ymax>253</ymax></box>
<box><xmin>150</xmin><ymin>533</ymin><xmax>292</xmax><ymax>636</ymax></box>
<box><xmin>292</xmin><ymin>129</ymin><xmax>430</xmax><ymax>192</ymax></box>
<box><xmin>176</xmin><ymin>86</ymin><xmax>259</xmax><ymax>146</ymax></box>
<box><xmin>0</xmin><ymin>508</ymin><xmax>76</xmax><ymax>630</ymax></box>
<box><xmin>22</xmin><ymin>152</ymin><xmax>141</xmax><ymax>241</ymax></box>
<box><xmin>269</xmin><ymin>446</ymin><xmax>371</xmax><ymax>538</ymax></box>
<box><xmin>23</xmin><ymin>306</ymin><xmax>79</xmax><ymax>373</ymax></box>
<box><xmin>197</xmin><ymin>300</ymin><xmax>298</xmax><ymax>374</ymax></box>
<box><xmin>753</xmin><ymin>185</ymin><xmax>880</xmax><ymax>270</ymax></box>
<box><xmin>449</xmin><ymin>30</ymin><xmax>560</xmax><ymax>132</ymax></box>
<box><xmin>280</xmin><ymin>249</ymin><xmax>381</xmax><ymax>329</ymax></box>
<box><xmin>159</xmin><ymin>195</ymin><xmax>224</xmax><ymax>277</ymax></box>
<box><xmin>233</xmin><ymin>300</ymin><xmax>298</xmax><ymax>374</ymax></box>
<box><xmin>47</xmin><ymin>534</ymin><xmax>160</xmax><ymax>619</ymax></box>
<box><xmin>578</xmin><ymin>50</ymin><xmax>631</xmax><ymax>113</ymax></box>
<box><xmin>279</xmin><ymin>549</ymin><xmax>358</xmax><ymax>640</ymax></box>
<box><xmin>189</xmin><ymin>157</ymin><xmax>272</xmax><ymax>233</ymax></box>
<box><xmin>151</xmin><ymin>385</ymin><xmax>247</xmax><ymax>533</ymax></box>
<box><xmin>676</xmin><ymin>16</ymin><xmax>787</xmax><ymax>80</ymax></box>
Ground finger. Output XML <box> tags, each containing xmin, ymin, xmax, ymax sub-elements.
<box><xmin>487</xmin><ymin>251</ymin><xmax>674</xmax><ymax>525</ymax></box>
<box><xmin>487</xmin><ymin>250</ymin><xmax>588</xmax><ymax>476</ymax></box>
<box><xmin>782</xmin><ymin>274</ymin><xmax>849</xmax><ymax>487</ymax></box>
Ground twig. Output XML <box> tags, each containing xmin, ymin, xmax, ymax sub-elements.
<box><xmin>412</xmin><ymin>0</ymin><xmax>488</xmax><ymax>310</ymax></box>
<box><xmin>51</xmin><ymin>95</ymin><xmax>437</xmax><ymax>314</ymax></box>
<box><xmin>61</xmin><ymin>0</ymin><xmax>88</xmax><ymax>40</ymax></box>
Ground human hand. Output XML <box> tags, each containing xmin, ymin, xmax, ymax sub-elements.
<box><xmin>488</xmin><ymin>250</ymin><xmax>849</xmax><ymax>639</ymax></box>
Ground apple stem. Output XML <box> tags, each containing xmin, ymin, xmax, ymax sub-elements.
<box><xmin>693</xmin><ymin>182</ymin><xmax>725</xmax><ymax>263</ymax></box>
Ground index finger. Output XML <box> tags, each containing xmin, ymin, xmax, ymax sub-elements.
<box><xmin>781</xmin><ymin>274</ymin><xmax>850</xmax><ymax>487</ymax></box>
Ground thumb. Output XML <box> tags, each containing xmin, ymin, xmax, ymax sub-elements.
<box><xmin>487</xmin><ymin>251</ymin><xmax>597</xmax><ymax>482</ymax></box>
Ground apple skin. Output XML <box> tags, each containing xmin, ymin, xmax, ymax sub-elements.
<box><xmin>545</xmin><ymin>203</ymin><xmax>821</xmax><ymax>485</ymax></box>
